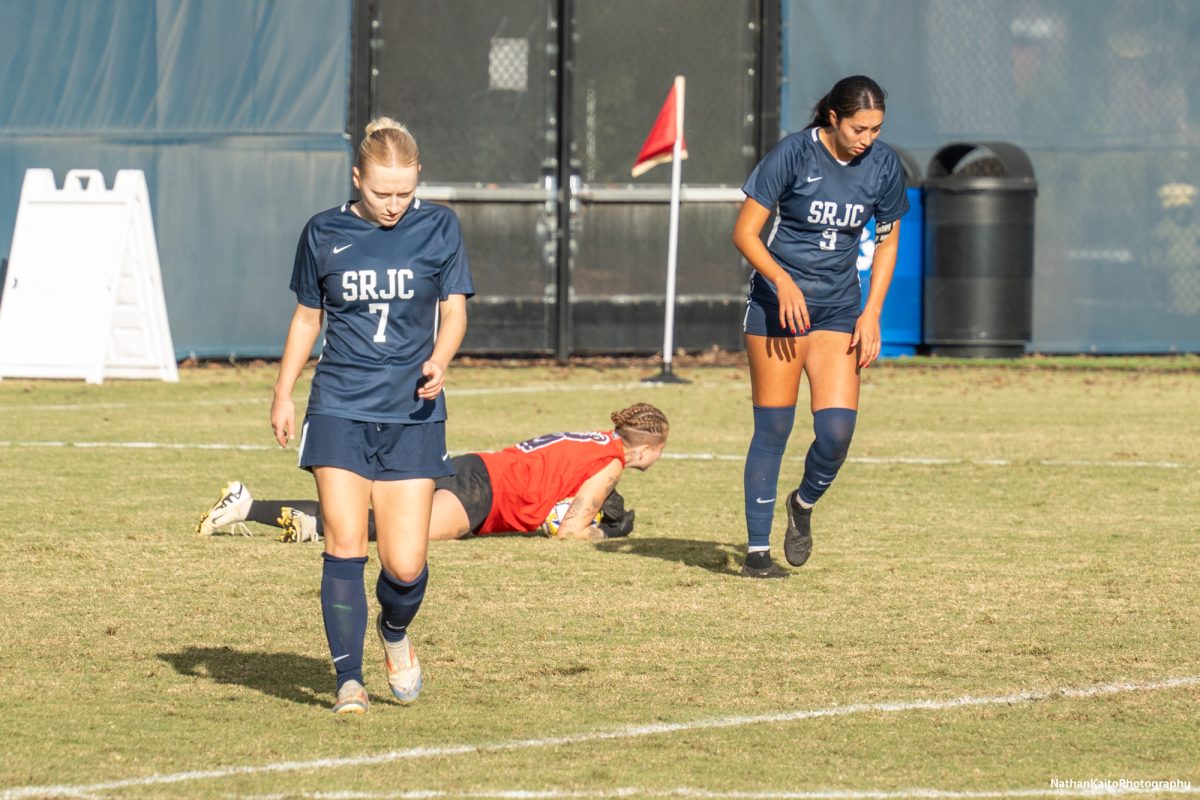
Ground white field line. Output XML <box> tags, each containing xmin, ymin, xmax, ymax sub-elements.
<box><xmin>451</xmin><ymin>382</ymin><xmax>676</xmax><ymax>397</ymax></box>
<box><xmin>0</xmin><ymin>441</ymin><xmax>274</xmax><ymax>453</ymax></box>
<box><xmin>2</xmin><ymin>676</ymin><xmax>1196</xmax><ymax>800</ymax></box>
<box><xmin>233</xmin><ymin>782</ymin><xmax>1200</xmax><ymax>800</ymax></box>
<box><xmin>0</xmin><ymin>397</ymin><xmax>269</xmax><ymax>412</ymax></box>
<box><xmin>0</xmin><ymin>382</ymin><xmax>682</xmax><ymax>414</ymax></box>
<box><xmin>1037</xmin><ymin>459</ymin><xmax>1187</xmax><ymax>469</ymax></box>
<box><xmin>659</xmin><ymin>454</ymin><xmax>1021</xmax><ymax>467</ymax></box>
<box><xmin>0</xmin><ymin>440</ymin><xmax>1187</xmax><ymax>470</ymax></box>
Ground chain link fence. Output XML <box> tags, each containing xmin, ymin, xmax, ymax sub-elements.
<box><xmin>574</xmin><ymin>0</ymin><xmax>757</xmax><ymax>187</ymax></box>
<box><xmin>374</xmin><ymin>0</ymin><xmax>762</xmax><ymax>355</ymax></box>
<box><xmin>788</xmin><ymin>0</ymin><xmax>1200</xmax><ymax>352</ymax></box>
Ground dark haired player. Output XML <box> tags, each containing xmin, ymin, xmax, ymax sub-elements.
<box><xmin>734</xmin><ymin>75</ymin><xmax>908</xmax><ymax>578</ymax></box>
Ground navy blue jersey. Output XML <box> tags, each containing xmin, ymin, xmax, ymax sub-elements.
<box><xmin>290</xmin><ymin>198</ymin><xmax>474</xmax><ymax>424</ymax></box>
<box><xmin>742</xmin><ymin>127</ymin><xmax>909</xmax><ymax>307</ymax></box>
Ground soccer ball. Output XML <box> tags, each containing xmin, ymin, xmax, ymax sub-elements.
<box><xmin>540</xmin><ymin>498</ymin><xmax>601</xmax><ymax>537</ymax></box>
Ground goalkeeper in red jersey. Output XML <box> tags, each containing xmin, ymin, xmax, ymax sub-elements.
<box><xmin>198</xmin><ymin>403</ymin><xmax>667</xmax><ymax>543</ymax></box>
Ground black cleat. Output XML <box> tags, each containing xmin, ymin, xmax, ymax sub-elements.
<box><xmin>740</xmin><ymin>551</ymin><xmax>789</xmax><ymax>579</ymax></box>
<box><xmin>783</xmin><ymin>490</ymin><xmax>813</xmax><ymax>567</ymax></box>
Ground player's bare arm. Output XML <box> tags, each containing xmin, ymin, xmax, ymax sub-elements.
<box><xmin>555</xmin><ymin>459</ymin><xmax>623</xmax><ymax>541</ymax></box>
<box><xmin>733</xmin><ymin>198</ymin><xmax>810</xmax><ymax>333</ymax></box>
<box><xmin>852</xmin><ymin>218</ymin><xmax>901</xmax><ymax>367</ymax></box>
<box><xmin>419</xmin><ymin>293</ymin><xmax>468</xmax><ymax>400</ymax></box>
<box><xmin>271</xmin><ymin>304</ymin><xmax>324</xmax><ymax>447</ymax></box>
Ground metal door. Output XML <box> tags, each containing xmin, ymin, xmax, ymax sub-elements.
<box><xmin>364</xmin><ymin>0</ymin><xmax>773</xmax><ymax>356</ymax></box>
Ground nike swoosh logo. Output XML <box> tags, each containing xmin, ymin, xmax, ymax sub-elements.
<box><xmin>442</xmin><ymin>453</ymin><xmax>450</xmax><ymax>461</ymax></box>
<box><xmin>817</xmin><ymin>480</ymin><xmax>830</xmax><ymax>485</ymax></box>
<box><xmin>806</xmin><ymin>176</ymin><xmax>822</xmax><ymax>183</ymax></box>
<box><xmin>333</xmin><ymin>654</ymin><xmax>349</xmax><ymax>662</ymax></box>
<box><xmin>332</xmin><ymin>243</ymin><xmax>353</xmax><ymax>254</ymax></box>
<box><xmin>755</xmin><ymin>497</ymin><xmax>775</xmax><ymax>504</ymax></box>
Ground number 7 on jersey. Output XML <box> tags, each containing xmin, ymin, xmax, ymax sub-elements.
<box><xmin>368</xmin><ymin>302</ymin><xmax>389</xmax><ymax>342</ymax></box>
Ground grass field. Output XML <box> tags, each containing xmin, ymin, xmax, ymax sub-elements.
<box><xmin>1</xmin><ymin>358</ymin><xmax>1198</xmax><ymax>799</ymax></box>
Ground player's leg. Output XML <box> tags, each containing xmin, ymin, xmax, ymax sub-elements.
<box><xmin>312</xmin><ymin>465</ymin><xmax>373</xmax><ymax>711</ymax></box>
<box><xmin>429</xmin><ymin>490</ymin><xmax>473</xmax><ymax>540</ymax></box>
<box><xmin>372</xmin><ymin>478</ymin><xmax>433</xmax><ymax>580</ymax></box>
<box><xmin>429</xmin><ymin>454</ymin><xmax>493</xmax><ymax>540</ymax></box>
<box><xmin>197</xmin><ymin>483</ymin><xmax>328</xmax><ymax>542</ymax></box>
<box><xmin>368</xmin><ymin>419</ymin><xmax>448</xmax><ymax>703</ymax></box>
<box><xmin>229</xmin><ymin>497</ymin><xmax>322</xmax><ymax>542</ymax></box>
<box><xmin>742</xmin><ymin>333</ymin><xmax>808</xmax><ymax>578</ymax></box>
<box><xmin>257</xmin><ymin>500</ymin><xmax>373</xmax><ymax>544</ymax></box>
<box><xmin>784</xmin><ymin>324</ymin><xmax>860</xmax><ymax>567</ymax></box>
<box><xmin>245</xmin><ymin>498</ymin><xmax>321</xmax><ymax>524</ymax></box>
<box><xmin>371</xmin><ymin>477</ymin><xmax>433</xmax><ymax>703</ymax></box>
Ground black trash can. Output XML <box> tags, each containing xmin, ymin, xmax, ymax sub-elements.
<box><xmin>923</xmin><ymin>142</ymin><xmax>1037</xmax><ymax>357</ymax></box>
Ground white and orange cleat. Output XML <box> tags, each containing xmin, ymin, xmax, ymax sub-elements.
<box><xmin>332</xmin><ymin>679</ymin><xmax>369</xmax><ymax>715</ymax></box>
<box><xmin>376</xmin><ymin>615</ymin><xmax>422</xmax><ymax>704</ymax></box>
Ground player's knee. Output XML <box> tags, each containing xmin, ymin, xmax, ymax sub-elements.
<box><xmin>752</xmin><ymin>405</ymin><xmax>796</xmax><ymax>450</ymax></box>
<box><xmin>379</xmin><ymin>555</ymin><xmax>425</xmax><ymax>583</ymax></box>
<box><xmin>821</xmin><ymin>426</ymin><xmax>853</xmax><ymax>462</ymax></box>
<box><xmin>813</xmin><ymin>408</ymin><xmax>857</xmax><ymax>463</ymax></box>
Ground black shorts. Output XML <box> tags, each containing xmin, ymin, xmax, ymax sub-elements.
<box><xmin>435</xmin><ymin>453</ymin><xmax>493</xmax><ymax>534</ymax></box>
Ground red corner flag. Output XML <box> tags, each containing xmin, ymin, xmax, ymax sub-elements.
<box><xmin>632</xmin><ymin>77</ymin><xmax>688</xmax><ymax>178</ymax></box>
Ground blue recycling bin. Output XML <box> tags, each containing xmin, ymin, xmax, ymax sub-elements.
<box><xmin>858</xmin><ymin>148</ymin><xmax>923</xmax><ymax>357</ymax></box>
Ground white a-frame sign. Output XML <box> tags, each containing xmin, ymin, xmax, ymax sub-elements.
<box><xmin>0</xmin><ymin>169</ymin><xmax>178</xmax><ymax>383</ymax></box>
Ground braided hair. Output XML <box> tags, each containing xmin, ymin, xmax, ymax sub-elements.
<box><xmin>611</xmin><ymin>402</ymin><xmax>669</xmax><ymax>447</ymax></box>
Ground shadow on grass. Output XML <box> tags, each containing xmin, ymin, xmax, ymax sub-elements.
<box><xmin>158</xmin><ymin>646</ymin><xmax>331</xmax><ymax>708</ymax></box>
<box><xmin>594</xmin><ymin>536</ymin><xmax>742</xmax><ymax>575</ymax></box>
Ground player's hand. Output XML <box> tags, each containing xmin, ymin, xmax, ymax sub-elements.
<box><xmin>773</xmin><ymin>273</ymin><xmax>809</xmax><ymax>334</ymax></box>
<box><xmin>851</xmin><ymin>310</ymin><xmax>882</xmax><ymax>368</ymax></box>
<box><xmin>270</xmin><ymin>394</ymin><xmax>296</xmax><ymax>448</ymax></box>
<box><xmin>417</xmin><ymin>360</ymin><xmax>445</xmax><ymax>400</ymax></box>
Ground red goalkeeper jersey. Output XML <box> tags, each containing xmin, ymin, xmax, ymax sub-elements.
<box><xmin>477</xmin><ymin>430</ymin><xmax>626</xmax><ymax>534</ymax></box>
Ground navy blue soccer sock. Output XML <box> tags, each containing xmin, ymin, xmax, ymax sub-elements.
<box><xmin>376</xmin><ymin>564</ymin><xmax>428</xmax><ymax>643</ymax></box>
<box><xmin>320</xmin><ymin>553</ymin><xmax>368</xmax><ymax>689</ymax></box>
<box><xmin>798</xmin><ymin>407</ymin><xmax>858</xmax><ymax>505</ymax></box>
<box><xmin>744</xmin><ymin>405</ymin><xmax>796</xmax><ymax>551</ymax></box>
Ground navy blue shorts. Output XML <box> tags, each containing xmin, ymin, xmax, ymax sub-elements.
<box><xmin>743</xmin><ymin>293</ymin><xmax>860</xmax><ymax>338</ymax></box>
<box><xmin>298</xmin><ymin>414</ymin><xmax>454</xmax><ymax>481</ymax></box>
